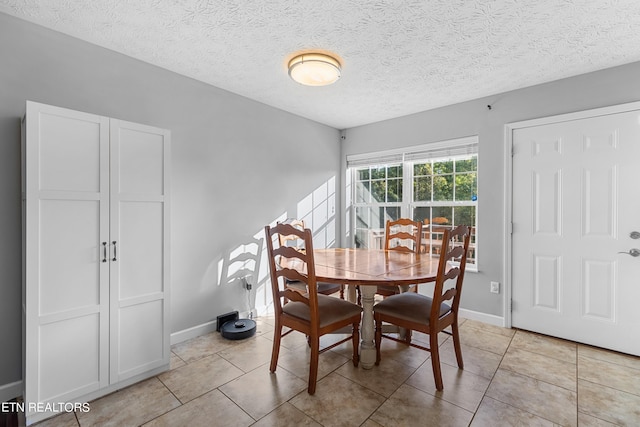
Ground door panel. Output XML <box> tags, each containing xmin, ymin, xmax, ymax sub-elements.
<box><xmin>532</xmin><ymin>254</ymin><xmax>560</xmax><ymax>311</ymax></box>
<box><xmin>24</xmin><ymin>102</ymin><xmax>110</xmax><ymax>415</ymax></box>
<box><xmin>581</xmin><ymin>259</ymin><xmax>615</xmax><ymax>321</ymax></box>
<box><xmin>512</xmin><ymin>106</ymin><xmax>640</xmax><ymax>356</ymax></box>
<box><xmin>117</xmin><ymin>300</ymin><xmax>165</xmax><ymax>378</ymax></box>
<box><xmin>116</xmin><ymin>125</ymin><xmax>165</xmax><ymax>195</ymax></box>
<box><xmin>39</xmin><ymin>314</ymin><xmax>101</xmax><ymax>401</ymax></box>
<box><xmin>39</xmin><ymin>199</ymin><xmax>101</xmax><ymax>314</ymax></box>
<box><xmin>532</xmin><ymin>169</ymin><xmax>561</xmax><ymax>235</ymax></box>
<box><xmin>118</xmin><ymin>202</ymin><xmax>164</xmax><ymax>298</ymax></box>
<box><xmin>109</xmin><ymin>119</ymin><xmax>170</xmax><ymax>382</ymax></box>
<box><xmin>38</xmin><ymin>114</ymin><xmax>101</xmax><ymax>192</ymax></box>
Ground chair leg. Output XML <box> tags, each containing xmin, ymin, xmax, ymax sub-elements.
<box><xmin>374</xmin><ymin>316</ymin><xmax>382</xmax><ymax>365</ymax></box>
<box><xmin>430</xmin><ymin>333</ymin><xmax>444</xmax><ymax>390</ymax></box>
<box><xmin>352</xmin><ymin>321</ymin><xmax>360</xmax><ymax>366</ymax></box>
<box><xmin>308</xmin><ymin>334</ymin><xmax>320</xmax><ymax>394</ymax></box>
<box><xmin>339</xmin><ymin>284</ymin><xmax>345</xmax><ymax>300</ymax></box>
<box><xmin>404</xmin><ymin>329</ymin><xmax>412</xmax><ymax>344</ymax></box>
<box><xmin>270</xmin><ymin>324</ymin><xmax>283</xmax><ymax>373</ymax></box>
<box><xmin>451</xmin><ymin>319</ymin><xmax>464</xmax><ymax>369</ymax></box>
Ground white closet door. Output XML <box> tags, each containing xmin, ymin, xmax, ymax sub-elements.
<box><xmin>109</xmin><ymin>119</ymin><xmax>170</xmax><ymax>382</ymax></box>
<box><xmin>23</xmin><ymin>102</ymin><xmax>110</xmax><ymax>406</ymax></box>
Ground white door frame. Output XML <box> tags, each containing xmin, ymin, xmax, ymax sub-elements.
<box><xmin>503</xmin><ymin>100</ymin><xmax>640</xmax><ymax>328</ymax></box>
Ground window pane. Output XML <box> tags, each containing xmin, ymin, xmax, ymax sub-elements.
<box><xmin>371</xmin><ymin>167</ymin><xmax>386</xmax><ymax>180</ymax></box>
<box><xmin>454</xmin><ymin>206</ymin><xmax>476</xmax><ymax>227</ymax></box>
<box><xmin>355</xmin><ymin>207</ymin><xmax>372</xmax><ymax>248</ymax></box>
<box><xmin>388</xmin><ymin>165</ymin><xmax>402</xmax><ymax>178</ymax></box>
<box><xmin>371</xmin><ymin>180</ymin><xmax>386</xmax><ymax>202</ymax></box>
<box><xmin>455</xmin><ymin>172</ymin><xmax>477</xmax><ymax>201</ymax></box>
<box><xmin>414</xmin><ymin>176</ymin><xmax>432</xmax><ymax>201</ymax></box>
<box><xmin>387</xmin><ymin>178</ymin><xmax>402</xmax><ymax>202</ymax></box>
<box><xmin>356</xmin><ymin>181</ymin><xmax>370</xmax><ymax>203</ymax></box>
<box><xmin>358</xmin><ymin>168</ymin><xmax>370</xmax><ymax>181</ymax></box>
<box><xmin>356</xmin><ymin>207</ymin><xmax>371</xmax><ymax>228</ymax></box>
<box><xmin>434</xmin><ymin>160</ymin><xmax>453</xmax><ymax>175</ymax></box>
<box><xmin>413</xmin><ymin>207</ymin><xmax>430</xmax><ymax>224</ymax></box>
<box><xmin>414</xmin><ymin>162</ymin><xmax>432</xmax><ymax>176</ymax></box>
<box><xmin>455</xmin><ymin>157</ymin><xmax>477</xmax><ymax>173</ymax></box>
<box><xmin>433</xmin><ymin>175</ymin><xmax>453</xmax><ymax>201</ymax></box>
<box><xmin>383</xmin><ymin>206</ymin><xmax>401</xmax><ymax>226</ymax></box>
<box><xmin>432</xmin><ymin>207</ymin><xmax>452</xmax><ymax>225</ymax></box>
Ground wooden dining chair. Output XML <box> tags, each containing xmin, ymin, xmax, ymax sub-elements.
<box><xmin>265</xmin><ymin>223</ymin><xmax>362</xmax><ymax>394</ymax></box>
<box><xmin>278</xmin><ymin>219</ymin><xmax>345</xmax><ymax>299</ymax></box>
<box><xmin>373</xmin><ymin>225</ymin><xmax>471</xmax><ymax>390</ymax></box>
<box><xmin>375</xmin><ymin>218</ymin><xmax>423</xmax><ymax>299</ymax></box>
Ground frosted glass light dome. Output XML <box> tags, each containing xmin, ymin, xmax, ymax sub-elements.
<box><xmin>288</xmin><ymin>53</ymin><xmax>341</xmax><ymax>86</ymax></box>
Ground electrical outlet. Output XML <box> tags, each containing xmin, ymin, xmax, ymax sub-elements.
<box><xmin>490</xmin><ymin>281</ymin><xmax>500</xmax><ymax>294</ymax></box>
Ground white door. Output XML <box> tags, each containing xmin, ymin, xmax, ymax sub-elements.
<box><xmin>23</xmin><ymin>102</ymin><xmax>110</xmax><ymax>406</ymax></box>
<box><xmin>511</xmin><ymin>104</ymin><xmax>640</xmax><ymax>356</ymax></box>
<box><xmin>109</xmin><ymin>119</ymin><xmax>171</xmax><ymax>382</ymax></box>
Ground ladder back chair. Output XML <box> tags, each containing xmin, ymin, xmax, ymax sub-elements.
<box><xmin>265</xmin><ymin>223</ymin><xmax>362</xmax><ymax>394</ymax></box>
<box><xmin>375</xmin><ymin>218</ymin><xmax>423</xmax><ymax>298</ymax></box>
<box><xmin>278</xmin><ymin>219</ymin><xmax>345</xmax><ymax>299</ymax></box>
<box><xmin>373</xmin><ymin>225</ymin><xmax>471</xmax><ymax>390</ymax></box>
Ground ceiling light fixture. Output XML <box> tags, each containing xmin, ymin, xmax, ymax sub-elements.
<box><xmin>288</xmin><ymin>53</ymin><xmax>341</xmax><ymax>86</ymax></box>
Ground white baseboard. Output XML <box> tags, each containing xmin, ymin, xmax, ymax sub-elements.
<box><xmin>170</xmin><ymin>310</ymin><xmax>255</xmax><ymax>345</ymax></box>
<box><xmin>0</xmin><ymin>380</ymin><xmax>23</xmax><ymax>403</ymax></box>
<box><xmin>459</xmin><ymin>308</ymin><xmax>505</xmax><ymax>328</ymax></box>
<box><xmin>169</xmin><ymin>309</ymin><xmax>506</xmax><ymax>346</ymax></box>
<box><xmin>170</xmin><ymin>320</ymin><xmax>217</xmax><ymax>346</ymax></box>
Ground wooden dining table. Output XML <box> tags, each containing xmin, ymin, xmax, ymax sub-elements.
<box><xmin>312</xmin><ymin>248</ymin><xmax>440</xmax><ymax>369</ymax></box>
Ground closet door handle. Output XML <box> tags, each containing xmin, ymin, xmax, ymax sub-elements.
<box><xmin>102</xmin><ymin>242</ymin><xmax>107</xmax><ymax>263</ymax></box>
<box><xmin>112</xmin><ymin>241</ymin><xmax>117</xmax><ymax>261</ymax></box>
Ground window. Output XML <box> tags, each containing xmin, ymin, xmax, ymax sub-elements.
<box><xmin>347</xmin><ymin>137</ymin><xmax>478</xmax><ymax>267</ymax></box>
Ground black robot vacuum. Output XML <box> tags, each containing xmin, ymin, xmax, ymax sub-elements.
<box><xmin>220</xmin><ymin>319</ymin><xmax>256</xmax><ymax>340</ymax></box>
<box><xmin>217</xmin><ymin>311</ymin><xmax>256</xmax><ymax>340</ymax></box>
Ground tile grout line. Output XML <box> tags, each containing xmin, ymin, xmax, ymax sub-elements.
<box><xmin>465</xmin><ymin>325</ymin><xmax>517</xmax><ymax>426</ymax></box>
<box><xmin>469</xmin><ymin>329</ymin><xmax>571</xmax><ymax>426</ymax></box>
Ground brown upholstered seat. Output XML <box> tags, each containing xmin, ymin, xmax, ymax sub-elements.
<box><xmin>373</xmin><ymin>225</ymin><xmax>471</xmax><ymax>390</ymax></box>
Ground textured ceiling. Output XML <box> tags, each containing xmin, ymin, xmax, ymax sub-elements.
<box><xmin>2</xmin><ymin>1</ymin><xmax>640</xmax><ymax>129</ymax></box>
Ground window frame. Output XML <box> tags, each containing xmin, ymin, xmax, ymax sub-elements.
<box><xmin>347</xmin><ymin>136</ymin><xmax>478</xmax><ymax>270</ymax></box>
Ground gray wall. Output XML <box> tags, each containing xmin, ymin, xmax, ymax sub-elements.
<box><xmin>341</xmin><ymin>60</ymin><xmax>640</xmax><ymax>318</ymax></box>
<box><xmin>0</xmin><ymin>13</ymin><xmax>340</xmax><ymax>389</ymax></box>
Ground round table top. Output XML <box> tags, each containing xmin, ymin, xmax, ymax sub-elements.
<box><xmin>312</xmin><ymin>248</ymin><xmax>440</xmax><ymax>286</ymax></box>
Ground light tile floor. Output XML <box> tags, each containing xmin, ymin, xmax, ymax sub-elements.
<box><xmin>35</xmin><ymin>317</ymin><xmax>640</xmax><ymax>426</ymax></box>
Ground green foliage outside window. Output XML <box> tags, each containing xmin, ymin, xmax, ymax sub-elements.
<box><xmin>357</xmin><ymin>164</ymin><xmax>403</xmax><ymax>203</ymax></box>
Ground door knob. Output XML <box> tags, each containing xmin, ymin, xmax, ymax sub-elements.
<box><xmin>630</xmin><ymin>231</ymin><xmax>640</xmax><ymax>239</ymax></box>
<box><xmin>618</xmin><ymin>248</ymin><xmax>640</xmax><ymax>257</ymax></box>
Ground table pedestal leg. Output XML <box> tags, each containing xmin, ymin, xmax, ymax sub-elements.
<box><xmin>397</xmin><ymin>284</ymin><xmax>410</xmax><ymax>340</ymax></box>
<box><xmin>347</xmin><ymin>284</ymin><xmax>357</xmax><ymax>303</ymax></box>
<box><xmin>359</xmin><ymin>285</ymin><xmax>377</xmax><ymax>369</ymax></box>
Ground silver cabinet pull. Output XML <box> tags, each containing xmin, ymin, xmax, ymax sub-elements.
<box><xmin>630</xmin><ymin>231</ymin><xmax>640</xmax><ymax>239</ymax></box>
<box><xmin>102</xmin><ymin>242</ymin><xmax>107</xmax><ymax>263</ymax></box>
<box><xmin>112</xmin><ymin>241</ymin><xmax>117</xmax><ymax>261</ymax></box>
<box><xmin>618</xmin><ymin>248</ymin><xmax>640</xmax><ymax>257</ymax></box>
